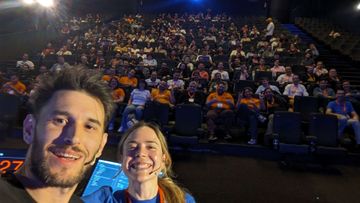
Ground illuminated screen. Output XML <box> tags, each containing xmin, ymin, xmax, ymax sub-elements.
<box><xmin>82</xmin><ymin>159</ymin><xmax>129</xmax><ymax>196</ymax></box>
<box><xmin>0</xmin><ymin>149</ymin><xmax>26</xmax><ymax>174</ymax></box>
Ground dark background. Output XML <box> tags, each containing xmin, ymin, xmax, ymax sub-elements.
<box><xmin>0</xmin><ymin>0</ymin><xmax>360</xmax><ymax>61</ymax></box>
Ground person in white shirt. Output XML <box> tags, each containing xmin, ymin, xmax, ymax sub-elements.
<box><xmin>143</xmin><ymin>54</ymin><xmax>158</xmax><ymax>67</ymax></box>
<box><xmin>145</xmin><ymin>71</ymin><xmax>161</xmax><ymax>88</ymax></box>
<box><xmin>283</xmin><ymin>75</ymin><xmax>309</xmax><ymax>97</ymax></box>
<box><xmin>276</xmin><ymin>66</ymin><xmax>294</xmax><ymax>85</ymax></box>
<box><xmin>211</xmin><ymin>62</ymin><xmax>229</xmax><ymax>81</ymax></box>
<box><xmin>16</xmin><ymin>53</ymin><xmax>35</xmax><ymax>70</ymax></box>
<box><xmin>265</xmin><ymin>18</ymin><xmax>275</xmax><ymax>40</ymax></box>
<box><xmin>270</xmin><ymin>59</ymin><xmax>285</xmax><ymax>77</ymax></box>
<box><xmin>167</xmin><ymin>71</ymin><xmax>185</xmax><ymax>91</ymax></box>
<box><xmin>255</xmin><ymin>77</ymin><xmax>281</xmax><ymax>95</ymax></box>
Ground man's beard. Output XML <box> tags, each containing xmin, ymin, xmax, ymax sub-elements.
<box><xmin>29</xmin><ymin>131</ymin><xmax>96</xmax><ymax>188</ymax></box>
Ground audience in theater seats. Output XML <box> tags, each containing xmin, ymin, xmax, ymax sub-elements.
<box><xmin>301</xmin><ymin>52</ymin><xmax>315</xmax><ymax>67</ymax></box>
<box><xmin>118</xmin><ymin>79</ymin><xmax>151</xmax><ymax>133</ymax></box>
<box><xmin>283</xmin><ymin>75</ymin><xmax>309</xmax><ymax>97</ymax></box>
<box><xmin>326</xmin><ymin>89</ymin><xmax>360</xmax><ymax>148</ymax></box>
<box><xmin>119</xmin><ymin>69</ymin><xmax>138</xmax><ymax>88</ymax></box>
<box><xmin>190</xmin><ymin>71</ymin><xmax>208</xmax><ymax>93</ymax></box>
<box><xmin>146</xmin><ymin>71</ymin><xmax>161</xmax><ymax>89</ymax></box>
<box><xmin>236</xmin><ymin>87</ymin><xmax>264</xmax><ymax>145</ymax></box>
<box><xmin>313</xmin><ymin>61</ymin><xmax>328</xmax><ymax>77</ymax></box>
<box><xmin>209</xmin><ymin>72</ymin><xmax>229</xmax><ymax>93</ymax></box>
<box><xmin>16</xmin><ymin>53</ymin><xmax>35</xmax><ymax>71</ymax></box>
<box><xmin>50</xmin><ymin>55</ymin><xmax>71</xmax><ymax>73</ymax></box>
<box><xmin>41</xmin><ymin>42</ymin><xmax>55</xmax><ymax>57</ymax></box>
<box><xmin>283</xmin><ymin>75</ymin><xmax>308</xmax><ymax>111</ymax></box>
<box><xmin>211</xmin><ymin>62</ymin><xmax>230</xmax><ymax>81</ymax></box>
<box><xmin>143</xmin><ymin>53</ymin><xmax>158</xmax><ymax>67</ymax></box>
<box><xmin>255</xmin><ymin>77</ymin><xmax>281</xmax><ymax>95</ymax></box>
<box><xmin>328</xmin><ymin>68</ymin><xmax>342</xmax><ymax>90</ymax></box>
<box><xmin>167</xmin><ymin>71</ymin><xmax>185</xmax><ymax>91</ymax></box>
<box><xmin>206</xmin><ymin>82</ymin><xmax>235</xmax><ymax>141</ymax></box>
<box><xmin>276</xmin><ymin>66</ymin><xmax>294</xmax><ymax>86</ymax></box>
<box><xmin>151</xmin><ymin>81</ymin><xmax>175</xmax><ymax>107</ymax></box>
<box><xmin>178</xmin><ymin>81</ymin><xmax>206</xmax><ymax>105</ymax></box>
<box><xmin>233</xmin><ymin>63</ymin><xmax>251</xmax><ymax>81</ymax></box>
<box><xmin>302</xmin><ymin>65</ymin><xmax>317</xmax><ymax>83</ymax></box>
<box><xmin>192</xmin><ymin>63</ymin><xmax>210</xmax><ymax>81</ymax></box>
<box><xmin>313</xmin><ymin>79</ymin><xmax>335</xmax><ymax>98</ymax></box>
<box><xmin>4</xmin><ymin>12</ymin><xmax>360</xmax><ymax>148</ymax></box>
<box><xmin>270</xmin><ymin>59</ymin><xmax>285</xmax><ymax>77</ymax></box>
<box><xmin>1</xmin><ymin>74</ymin><xmax>26</xmax><ymax>96</ymax></box>
<box><xmin>261</xmin><ymin>87</ymin><xmax>288</xmax><ymax>145</ymax></box>
<box><xmin>56</xmin><ymin>45</ymin><xmax>72</xmax><ymax>56</ymax></box>
<box><xmin>253</xmin><ymin>58</ymin><xmax>270</xmax><ymax>72</ymax></box>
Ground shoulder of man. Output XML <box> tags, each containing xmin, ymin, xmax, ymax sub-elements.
<box><xmin>0</xmin><ymin>173</ymin><xmax>36</xmax><ymax>203</ymax></box>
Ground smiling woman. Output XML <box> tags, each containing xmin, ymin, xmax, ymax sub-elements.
<box><xmin>82</xmin><ymin>122</ymin><xmax>196</xmax><ymax>203</ymax></box>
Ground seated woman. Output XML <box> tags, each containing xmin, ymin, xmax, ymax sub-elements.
<box><xmin>118</xmin><ymin>80</ymin><xmax>151</xmax><ymax>133</ymax></box>
<box><xmin>236</xmin><ymin>87</ymin><xmax>265</xmax><ymax>145</ymax></box>
<box><xmin>82</xmin><ymin>122</ymin><xmax>196</xmax><ymax>203</ymax></box>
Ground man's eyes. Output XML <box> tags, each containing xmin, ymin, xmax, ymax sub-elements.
<box><xmin>52</xmin><ymin>118</ymin><xmax>68</xmax><ymax>126</ymax></box>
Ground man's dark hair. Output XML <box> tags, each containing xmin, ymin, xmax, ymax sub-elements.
<box><xmin>29</xmin><ymin>67</ymin><xmax>115</xmax><ymax>129</ymax></box>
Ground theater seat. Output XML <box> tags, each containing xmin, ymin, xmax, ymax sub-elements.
<box><xmin>0</xmin><ymin>94</ymin><xmax>20</xmax><ymax>137</ymax></box>
<box><xmin>143</xmin><ymin>101</ymin><xmax>170</xmax><ymax>127</ymax></box>
<box><xmin>309</xmin><ymin>113</ymin><xmax>348</xmax><ymax>156</ymax></box>
<box><xmin>167</xmin><ymin>104</ymin><xmax>203</xmax><ymax>147</ymax></box>
<box><xmin>272</xmin><ymin>111</ymin><xmax>310</xmax><ymax>154</ymax></box>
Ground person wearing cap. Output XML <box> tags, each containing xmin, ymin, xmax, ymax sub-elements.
<box><xmin>264</xmin><ymin>17</ymin><xmax>275</xmax><ymax>41</ymax></box>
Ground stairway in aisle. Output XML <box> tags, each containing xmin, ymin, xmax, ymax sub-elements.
<box><xmin>282</xmin><ymin>24</ymin><xmax>360</xmax><ymax>87</ymax></box>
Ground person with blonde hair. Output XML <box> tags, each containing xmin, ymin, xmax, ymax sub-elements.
<box><xmin>82</xmin><ymin>122</ymin><xmax>195</xmax><ymax>203</ymax></box>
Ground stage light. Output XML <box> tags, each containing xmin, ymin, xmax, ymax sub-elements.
<box><xmin>22</xmin><ymin>0</ymin><xmax>35</xmax><ymax>5</ymax></box>
<box><xmin>36</xmin><ymin>0</ymin><xmax>54</xmax><ymax>8</ymax></box>
<box><xmin>357</xmin><ymin>2</ymin><xmax>360</xmax><ymax>10</ymax></box>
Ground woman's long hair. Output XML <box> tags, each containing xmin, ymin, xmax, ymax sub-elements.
<box><xmin>117</xmin><ymin>121</ymin><xmax>189</xmax><ymax>203</ymax></box>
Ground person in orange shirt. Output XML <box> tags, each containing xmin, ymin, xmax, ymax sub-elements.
<box><xmin>108</xmin><ymin>77</ymin><xmax>125</xmax><ymax>131</ymax></box>
<box><xmin>205</xmin><ymin>82</ymin><xmax>235</xmax><ymax>141</ymax></box>
<box><xmin>102</xmin><ymin>69</ymin><xmax>119</xmax><ymax>82</ymax></box>
<box><xmin>1</xmin><ymin>74</ymin><xmax>26</xmax><ymax>96</ymax></box>
<box><xmin>118</xmin><ymin>69</ymin><xmax>138</xmax><ymax>88</ymax></box>
<box><xmin>151</xmin><ymin>81</ymin><xmax>175</xmax><ymax>106</ymax></box>
<box><xmin>236</xmin><ymin>87</ymin><xmax>266</xmax><ymax>145</ymax></box>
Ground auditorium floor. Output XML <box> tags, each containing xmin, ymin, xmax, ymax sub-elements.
<box><xmin>1</xmin><ymin>137</ymin><xmax>359</xmax><ymax>203</ymax></box>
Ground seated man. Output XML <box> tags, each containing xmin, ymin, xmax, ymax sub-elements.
<box><xmin>276</xmin><ymin>66</ymin><xmax>294</xmax><ymax>86</ymax></box>
<box><xmin>326</xmin><ymin>89</ymin><xmax>360</xmax><ymax>147</ymax></box>
<box><xmin>211</xmin><ymin>62</ymin><xmax>229</xmax><ymax>81</ymax></box>
<box><xmin>255</xmin><ymin>77</ymin><xmax>281</xmax><ymax>95</ymax></box>
<box><xmin>50</xmin><ymin>56</ymin><xmax>71</xmax><ymax>73</ymax></box>
<box><xmin>145</xmin><ymin>71</ymin><xmax>161</xmax><ymax>89</ymax></box>
<box><xmin>283</xmin><ymin>75</ymin><xmax>309</xmax><ymax>97</ymax></box>
<box><xmin>1</xmin><ymin>74</ymin><xmax>26</xmax><ymax>96</ymax></box>
<box><xmin>270</xmin><ymin>59</ymin><xmax>285</xmax><ymax>77</ymax></box>
<box><xmin>283</xmin><ymin>74</ymin><xmax>309</xmax><ymax>111</ymax></box>
<box><xmin>206</xmin><ymin>82</ymin><xmax>235</xmax><ymax>141</ymax></box>
<box><xmin>16</xmin><ymin>53</ymin><xmax>35</xmax><ymax>71</ymax></box>
<box><xmin>177</xmin><ymin>81</ymin><xmax>206</xmax><ymax>106</ymax></box>
<box><xmin>209</xmin><ymin>72</ymin><xmax>229</xmax><ymax>93</ymax></box>
<box><xmin>167</xmin><ymin>71</ymin><xmax>185</xmax><ymax>91</ymax></box>
<box><xmin>313</xmin><ymin>79</ymin><xmax>335</xmax><ymax>98</ymax></box>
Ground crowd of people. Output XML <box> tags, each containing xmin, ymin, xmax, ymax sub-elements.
<box><xmin>1</xmin><ymin>11</ymin><xmax>360</xmax><ymax>147</ymax></box>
